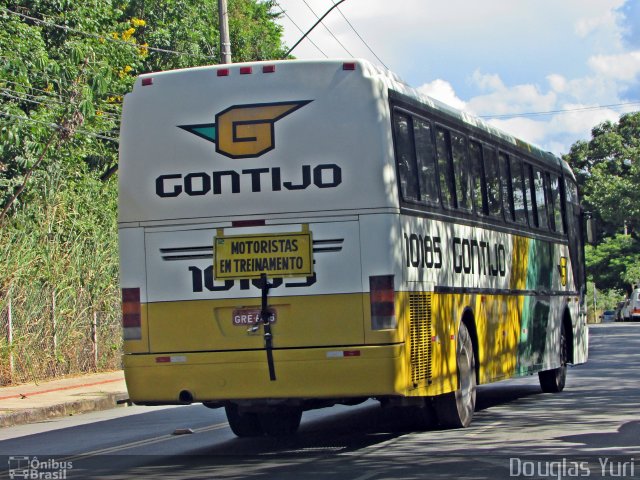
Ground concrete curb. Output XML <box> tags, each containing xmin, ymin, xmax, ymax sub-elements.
<box><xmin>0</xmin><ymin>392</ymin><xmax>130</xmax><ymax>428</ymax></box>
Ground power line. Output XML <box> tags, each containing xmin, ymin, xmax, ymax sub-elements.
<box><xmin>284</xmin><ymin>0</ymin><xmax>347</xmax><ymax>57</ymax></box>
<box><xmin>0</xmin><ymin>79</ymin><xmax>64</xmax><ymax>101</ymax></box>
<box><xmin>300</xmin><ymin>0</ymin><xmax>354</xmax><ymax>57</ymax></box>
<box><xmin>1</xmin><ymin>78</ymin><xmax>124</xmax><ymax>114</ymax></box>
<box><xmin>479</xmin><ymin>102</ymin><xmax>640</xmax><ymax>119</ymax></box>
<box><xmin>1</xmin><ymin>7</ymin><xmax>215</xmax><ymax>60</ymax></box>
<box><xmin>0</xmin><ymin>88</ymin><xmax>122</xmax><ymax>121</ymax></box>
<box><xmin>333</xmin><ymin>1</ymin><xmax>389</xmax><ymax>69</ymax></box>
<box><xmin>273</xmin><ymin>1</ymin><xmax>328</xmax><ymax>58</ymax></box>
<box><xmin>0</xmin><ymin>111</ymin><xmax>119</xmax><ymax>143</ymax></box>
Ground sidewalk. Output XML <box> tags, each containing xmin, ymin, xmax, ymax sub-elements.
<box><xmin>0</xmin><ymin>371</ymin><xmax>129</xmax><ymax>428</ymax></box>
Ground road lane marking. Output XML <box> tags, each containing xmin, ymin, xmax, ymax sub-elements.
<box><xmin>62</xmin><ymin>422</ymin><xmax>229</xmax><ymax>461</ymax></box>
<box><xmin>352</xmin><ymin>471</ymin><xmax>380</xmax><ymax>480</ymax></box>
<box><xmin>463</xmin><ymin>420</ymin><xmax>503</xmax><ymax>437</ymax></box>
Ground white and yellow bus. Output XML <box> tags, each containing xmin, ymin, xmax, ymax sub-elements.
<box><xmin>118</xmin><ymin>59</ymin><xmax>588</xmax><ymax>436</ymax></box>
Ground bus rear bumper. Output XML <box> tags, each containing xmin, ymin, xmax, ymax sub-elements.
<box><xmin>123</xmin><ymin>344</ymin><xmax>405</xmax><ymax>404</ymax></box>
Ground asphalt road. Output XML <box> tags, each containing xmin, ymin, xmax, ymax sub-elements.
<box><xmin>1</xmin><ymin>323</ymin><xmax>638</xmax><ymax>480</ymax></box>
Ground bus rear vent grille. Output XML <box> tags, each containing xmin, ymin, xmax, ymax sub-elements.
<box><xmin>409</xmin><ymin>293</ymin><xmax>433</xmax><ymax>387</ymax></box>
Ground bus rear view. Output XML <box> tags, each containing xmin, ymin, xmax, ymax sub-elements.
<box><xmin>118</xmin><ymin>60</ymin><xmax>405</xmax><ymax>436</ymax></box>
<box><xmin>120</xmin><ymin>59</ymin><xmax>587</xmax><ymax>437</ymax></box>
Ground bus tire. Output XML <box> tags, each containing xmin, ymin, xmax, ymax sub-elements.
<box><xmin>225</xmin><ymin>404</ymin><xmax>264</xmax><ymax>437</ymax></box>
<box><xmin>538</xmin><ymin>321</ymin><xmax>567</xmax><ymax>393</ymax></box>
<box><xmin>433</xmin><ymin>322</ymin><xmax>476</xmax><ymax>428</ymax></box>
<box><xmin>259</xmin><ymin>406</ymin><xmax>302</xmax><ymax>437</ymax></box>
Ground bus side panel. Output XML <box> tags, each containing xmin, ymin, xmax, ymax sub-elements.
<box><xmin>397</xmin><ymin>214</ymin><xmax>583</xmax><ymax>390</ymax></box>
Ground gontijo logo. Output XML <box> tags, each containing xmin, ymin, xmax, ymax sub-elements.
<box><xmin>178</xmin><ymin>100</ymin><xmax>312</xmax><ymax>159</ymax></box>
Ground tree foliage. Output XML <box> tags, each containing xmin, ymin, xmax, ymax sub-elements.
<box><xmin>0</xmin><ymin>0</ymin><xmax>286</xmax><ymax>213</ymax></box>
<box><xmin>0</xmin><ymin>0</ymin><xmax>287</xmax><ymax>381</ymax></box>
<box><xmin>564</xmin><ymin>112</ymin><xmax>640</xmax><ymax>292</ymax></box>
<box><xmin>565</xmin><ymin>112</ymin><xmax>640</xmax><ymax>238</ymax></box>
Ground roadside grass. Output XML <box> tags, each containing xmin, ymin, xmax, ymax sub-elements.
<box><xmin>1</xmin><ymin>166</ymin><xmax>121</xmax><ymax>385</ymax></box>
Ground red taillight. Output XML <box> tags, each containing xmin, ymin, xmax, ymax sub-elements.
<box><xmin>240</xmin><ymin>66</ymin><xmax>252</xmax><ymax>75</ymax></box>
<box><xmin>141</xmin><ymin>77</ymin><xmax>153</xmax><ymax>86</ymax></box>
<box><xmin>343</xmin><ymin>62</ymin><xmax>356</xmax><ymax>71</ymax></box>
<box><xmin>262</xmin><ymin>65</ymin><xmax>276</xmax><ymax>73</ymax></box>
<box><xmin>217</xmin><ymin>68</ymin><xmax>230</xmax><ymax>77</ymax></box>
<box><xmin>122</xmin><ymin>288</ymin><xmax>142</xmax><ymax>340</ymax></box>
<box><xmin>370</xmin><ymin>275</ymin><xmax>396</xmax><ymax>330</ymax></box>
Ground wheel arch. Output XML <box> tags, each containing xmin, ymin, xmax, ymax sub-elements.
<box><xmin>460</xmin><ymin>307</ymin><xmax>479</xmax><ymax>384</ymax></box>
<box><xmin>562</xmin><ymin>307</ymin><xmax>574</xmax><ymax>364</ymax></box>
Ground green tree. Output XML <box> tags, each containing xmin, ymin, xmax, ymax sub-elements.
<box><xmin>585</xmin><ymin>234</ymin><xmax>640</xmax><ymax>291</ymax></box>
<box><xmin>123</xmin><ymin>0</ymin><xmax>286</xmax><ymax>71</ymax></box>
<box><xmin>564</xmin><ymin>112</ymin><xmax>640</xmax><ymax>293</ymax></box>
<box><xmin>0</xmin><ymin>0</ymin><xmax>288</xmax><ymax>382</ymax></box>
<box><xmin>0</xmin><ymin>1</ymin><xmax>143</xmax><ymax>214</ymax></box>
<box><xmin>564</xmin><ymin>112</ymin><xmax>640</xmax><ymax>239</ymax></box>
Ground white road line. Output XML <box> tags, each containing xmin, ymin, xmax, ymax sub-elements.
<box><xmin>62</xmin><ymin>422</ymin><xmax>229</xmax><ymax>461</ymax></box>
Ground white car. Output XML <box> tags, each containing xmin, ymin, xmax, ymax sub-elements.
<box><xmin>621</xmin><ymin>289</ymin><xmax>640</xmax><ymax>321</ymax></box>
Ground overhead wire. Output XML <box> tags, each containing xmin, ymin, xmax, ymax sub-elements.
<box><xmin>0</xmin><ymin>87</ymin><xmax>122</xmax><ymax>122</ymax></box>
<box><xmin>272</xmin><ymin>1</ymin><xmax>328</xmax><ymax>58</ymax></box>
<box><xmin>300</xmin><ymin>0</ymin><xmax>354</xmax><ymax>56</ymax></box>
<box><xmin>1</xmin><ymin>7</ymin><xmax>215</xmax><ymax>59</ymax></box>
<box><xmin>479</xmin><ymin>102</ymin><xmax>640</xmax><ymax>119</ymax></box>
<box><xmin>0</xmin><ymin>111</ymin><xmax>119</xmax><ymax>143</ymax></box>
<box><xmin>332</xmin><ymin>1</ymin><xmax>389</xmax><ymax>69</ymax></box>
<box><xmin>3</xmin><ymin>6</ymin><xmax>637</xmax><ymax>125</ymax></box>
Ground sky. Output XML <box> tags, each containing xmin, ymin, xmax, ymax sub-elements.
<box><xmin>273</xmin><ymin>0</ymin><xmax>640</xmax><ymax>155</ymax></box>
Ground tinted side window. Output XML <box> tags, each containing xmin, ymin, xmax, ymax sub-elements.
<box><xmin>499</xmin><ymin>152</ymin><xmax>513</xmax><ymax>222</ymax></box>
<box><xmin>451</xmin><ymin>131</ymin><xmax>472</xmax><ymax>211</ymax></box>
<box><xmin>484</xmin><ymin>147</ymin><xmax>501</xmax><ymax>217</ymax></box>
<box><xmin>510</xmin><ymin>156</ymin><xmax>527</xmax><ymax>224</ymax></box>
<box><xmin>549</xmin><ymin>174</ymin><xmax>565</xmax><ymax>233</ymax></box>
<box><xmin>414</xmin><ymin>118</ymin><xmax>439</xmax><ymax>204</ymax></box>
<box><xmin>393</xmin><ymin>113</ymin><xmax>419</xmax><ymax>201</ymax></box>
<box><xmin>436</xmin><ymin>128</ymin><xmax>455</xmax><ymax>209</ymax></box>
<box><xmin>469</xmin><ymin>141</ymin><xmax>486</xmax><ymax>214</ymax></box>
<box><xmin>534</xmin><ymin>168</ymin><xmax>549</xmax><ymax>230</ymax></box>
<box><xmin>524</xmin><ymin>163</ymin><xmax>536</xmax><ymax>227</ymax></box>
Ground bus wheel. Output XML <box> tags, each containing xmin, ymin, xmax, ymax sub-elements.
<box><xmin>259</xmin><ymin>406</ymin><xmax>302</xmax><ymax>437</ymax></box>
<box><xmin>538</xmin><ymin>322</ymin><xmax>567</xmax><ymax>393</ymax></box>
<box><xmin>225</xmin><ymin>404</ymin><xmax>264</xmax><ymax>437</ymax></box>
<box><xmin>434</xmin><ymin>322</ymin><xmax>477</xmax><ymax>428</ymax></box>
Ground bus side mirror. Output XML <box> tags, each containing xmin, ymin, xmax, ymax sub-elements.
<box><xmin>586</xmin><ymin>217</ymin><xmax>596</xmax><ymax>244</ymax></box>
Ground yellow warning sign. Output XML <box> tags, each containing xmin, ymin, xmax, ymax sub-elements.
<box><xmin>214</xmin><ymin>231</ymin><xmax>313</xmax><ymax>279</ymax></box>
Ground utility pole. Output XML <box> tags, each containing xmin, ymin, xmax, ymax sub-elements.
<box><xmin>218</xmin><ymin>0</ymin><xmax>232</xmax><ymax>64</ymax></box>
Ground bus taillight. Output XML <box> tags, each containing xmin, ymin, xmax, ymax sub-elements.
<box><xmin>370</xmin><ymin>275</ymin><xmax>396</xmax><ymax>330</ymax></box>
<box><xmin>122</xmin><ymin>288</ymin><xmax>142</xmax><ymax>340</ymax></box>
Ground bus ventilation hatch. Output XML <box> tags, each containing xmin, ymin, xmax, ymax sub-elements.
<box><xmin>409</xmin><ymin>293</ymin><xmax>433</xmax><ymax>387</ymax></box>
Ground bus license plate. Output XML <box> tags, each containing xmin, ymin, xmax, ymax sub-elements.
<box><xmin>232</xmin><ymin>308</ymin><xmax>276</xmax><ymax>326</ymax></box>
